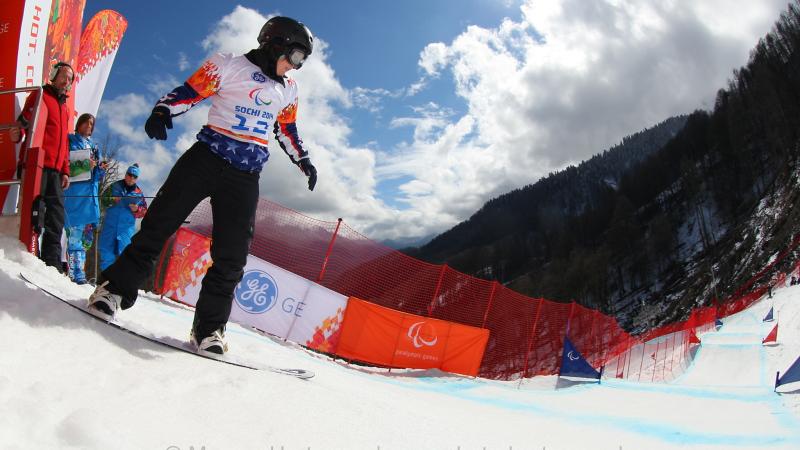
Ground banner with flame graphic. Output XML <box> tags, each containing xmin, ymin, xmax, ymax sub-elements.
<box><xmin>161</xmin><ymin>227</ymin><xmax>348</xmax><ymax>353</ymax></box>
<box><xmin>336</xmin><ymin>298</ymin><xmax>490</xmax><ymax>376</ymax></box>
<box><xmin>159</xmin><ymin>227</ymin><xmax>212</xmax><ymax>302</ymax></box>
<box><xmin>74</xmin><ymin>9</ymin><xmax>127</xmax><ymax>118</ymax></box>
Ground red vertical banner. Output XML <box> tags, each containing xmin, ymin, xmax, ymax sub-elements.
<box><xmin>337</xmin><ymin>297</ymin><xmax>490</xmax><ymax>376</ymax></box>
<box><xmin>0</xmin><ymin>1</ymin><xmax>27</xmax><ymax>212</ymax></box>
<box><xmin>43</xmin><ymin>0</ymin><xmax>86</xmax><ymax>125</ymax></box>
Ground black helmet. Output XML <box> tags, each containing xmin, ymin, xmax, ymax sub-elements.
<box><xmin>257</xmin><ymin>16</ymin><xmax>313</xmax><ymax>68</ymax></box>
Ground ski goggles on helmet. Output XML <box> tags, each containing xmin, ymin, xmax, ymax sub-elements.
<box><xmin>286</xmin><ymin>47</ymin><xmax>308</xmax><ymax>68</ymax></box>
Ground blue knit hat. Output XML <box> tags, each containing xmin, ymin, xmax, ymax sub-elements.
<box><xmin>126</xmin><ymin>163</ymin><xmax>140</xmax><ymax>178</ymax></box>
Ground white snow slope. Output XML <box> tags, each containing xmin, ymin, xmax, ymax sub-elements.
<box><xmin>1</xmin><ymin>234</ymin><xmax>799</xmax><ymax>450</ymax></box>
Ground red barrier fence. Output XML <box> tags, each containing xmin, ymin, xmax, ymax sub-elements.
<box><xmin>153</xmin><ymin>196</ymin><xmax>799</xmax><ymax>381</ymax></box>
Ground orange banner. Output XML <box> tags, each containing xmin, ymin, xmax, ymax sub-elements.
<box><xmin>160</xmin><ymin>227</ymin><xmax>212</xmax><ymax>301</ymax></box>
<box><xmin>337</xmin><ymin>297</ymin><xmax>489</xmax><ymax>376</ymax></box>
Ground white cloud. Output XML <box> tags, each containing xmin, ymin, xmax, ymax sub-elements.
<box><xmin>418</xmin><ymin>42</ymin><xmax>450</xmax><ymax>76</ymax></box>
<box><xmin>97</xmin><ymin>93</ymin><xmax>150</xmax><ymax>144</ymax></box>
<box><xmin>114</xmin><ymin>140</ymin><xmax>173</xmax><ymax>194</ymax></box>
<box><xmin>369</xmin><ymin>0</ymin><xmax>789</xmax><ymax>241</ymax></box>
<box><xmin>389</xmin><ymin>103</ymin><xmax>456</xmax><ymax>142</ymax></box>
<box><xmin>101</xmin><ymin>1</ymin><xmax>791</xmax><ymax>243</ymax></box>
<box><xmin>177</xmin><ymin>52</ymin><xmax>190</xmax><ymax>71</ymax></box>
<box><xmin>405</xmin><ymin>79</ymin><xmax>427</xmax><ymax>97</ymax></box>
<box><xmin>144</xmin><ymin>74</ymin><xmax>183</xmax><ymax>99</ymax></box>
<box><xmin>350</xmin><ymin>87</ymin><xmax>399</xmax><ymax>113</ymax></box>
<box><xmin>200</xmin><ymin>5</ymin><xmax>270</xmax><ymax>55</ymax></box>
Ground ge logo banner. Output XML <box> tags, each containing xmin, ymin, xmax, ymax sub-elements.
<box><xmin>234</xmin><ymin>270</ymin><xmax>278</xmax><ymax>314</ymax></box>
<box><xmin>407</xmin><ymin>321</ymin><xmax>438</xmax><ymax>348</ymax></box>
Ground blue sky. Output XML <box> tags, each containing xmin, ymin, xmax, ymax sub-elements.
<box><xmin>80</xmin><ymin>0</ymin><xmax>789</xmax><ymax>243</ymax></box>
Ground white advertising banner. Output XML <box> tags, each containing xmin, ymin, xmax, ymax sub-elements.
<box><xmin>74</xmin><ymin>46</ymin><xmax>118</xmax><ymax>119</ymax></box>
<box><xmin>74</xmin><ymin>10</ymin><xmax>128</xmax><ymax>119</ymax></box>
<box><xmin>176</xmin><ymin>253</ymin><xmax>348</xmax><ymax>351</ymax></box>
<box><xmin>16</xmin><ymin>0</ymin><xmax>51</xmax><ymax>90</ymax></box>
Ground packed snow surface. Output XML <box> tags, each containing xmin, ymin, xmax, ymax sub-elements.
<box><xmin>1</xmin><ymin>235</ymin><xmax>799</xmax><ymax>450</ymax></box>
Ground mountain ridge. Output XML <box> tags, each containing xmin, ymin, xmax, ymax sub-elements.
<box><xmin>405</xmin><ymin>1</ymin><xmax>800</xmax><ymax>333</ymax></box>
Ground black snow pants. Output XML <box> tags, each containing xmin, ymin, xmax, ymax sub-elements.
<box><xmin>102</xmin><ymin>142</ymin><xmax>259</xmax><ymax>339</ymax></box>
<box><xmin>40</xmin><ymin>168</ymin><xmax>65</xmax><ymax>271</ymax></box>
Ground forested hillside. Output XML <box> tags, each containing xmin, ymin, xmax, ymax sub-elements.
<box><xmin>407</xmin><ymin>1</ymin><xmax>800</xmax><ymax>332</ymax></box>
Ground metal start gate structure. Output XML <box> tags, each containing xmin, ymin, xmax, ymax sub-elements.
<box><xmin>0</xmin><ymin>86</ymin><xmax>46</xmax><ymax>255</ymax></box>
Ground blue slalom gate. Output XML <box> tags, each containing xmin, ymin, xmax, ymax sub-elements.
<box><xmin>559</xmin><ymin>337</ymin><xmax>602</xmax><ymax>382</ymax></box>
<box><xmin>775</xmin><ymin>354</ymin><xmax>800</xmax><ymax>391</ymax></box>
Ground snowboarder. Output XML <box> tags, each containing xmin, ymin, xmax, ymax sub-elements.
<box><xmin>87</xmin><ymin>16</ymin><xmax>318</xmax><ymax>355</ymax></box>
<box><xmin>97</xmin><ymin>164</ymin><xmax>147</xmax><ymax>271</ymax></box>
<box><xmin>64</xmin><ymin>113</ymin><xmax>107</xmax><ymax>284</ymax></box>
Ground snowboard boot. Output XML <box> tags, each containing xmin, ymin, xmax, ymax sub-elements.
<box><xmin>88</xmin><ymin>281</ymin><xmax>122</xmax><ymax>319</ymax></box>
<box><xmin>190</xmin><ymin>327</ymin><xmax>228</xmax><ymax>355</ymax></box>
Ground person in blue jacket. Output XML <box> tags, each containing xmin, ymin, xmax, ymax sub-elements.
<box><xmin>98</xmin><ymin>164</ymin><xmax>148</xmax><ymax>271</ymax></box>
<box><xmin>64</xmin><ymin>113</ymin><xmax>106</xmax><ymax>284</ymax></box>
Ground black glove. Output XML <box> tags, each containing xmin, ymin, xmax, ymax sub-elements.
<box><xmin>298</xmin><ymin>158</ymin><xmax>317</xmax><ymax>191</ymax></box>
<box><xmin>144</xmin><ymin>106</ymin><xmax>172</xmax><ymax>140</ymax></box>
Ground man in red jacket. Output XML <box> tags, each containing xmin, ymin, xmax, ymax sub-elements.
<box><xmin>10</xmin><ymin>62</ymin><xmax>73</xmax><ymax>272</ymax></box>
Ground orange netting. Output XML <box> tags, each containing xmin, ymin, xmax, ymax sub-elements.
<box><xmin>153</xmin><ymin>196</ymin><xmax>797</xmax><ymax>380</ymax></box>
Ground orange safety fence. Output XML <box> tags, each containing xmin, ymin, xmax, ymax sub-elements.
<box><xmin>152</xmin><ymin>196</ymin><xmax>799</xmax><ymax>380</ymax></box>
<box><xmin>336</xmin><ymin>297</ymin><xmax>489</xmax><ymax>376</ymax></box>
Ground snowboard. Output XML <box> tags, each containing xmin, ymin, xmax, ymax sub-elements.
<box><xmin>19</xmin><ymin>272</ymin><xmax>314</xmax><ymax>380</ymax></box>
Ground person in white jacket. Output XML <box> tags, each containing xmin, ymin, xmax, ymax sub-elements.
<box><xmin>87</xmin><ymin>16</ymin><xmax>318</xmax><ymax>355</ymax></box>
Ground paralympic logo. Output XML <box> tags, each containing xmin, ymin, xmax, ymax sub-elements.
<box><xmin>567</xmin><ymin>351</ymin><xmax>580</xmax><ymax>361</ymax></box>
<box><xmin>249</xmin><ymin>88</ymin><xmax>272</xmax><ymax>106</ymax></box>
<box><xmin>407</xmin><ymin>321</ymin><xmax>438</xmax><ymax>349</ymax></box>
<box><xmin>234</xmin><ymin>270</ymin><xmax>278</xmax><ymax>314</ymax></box>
